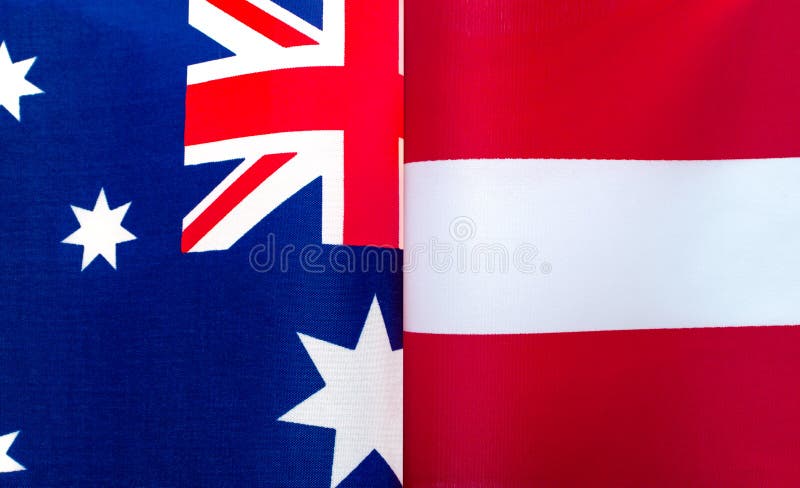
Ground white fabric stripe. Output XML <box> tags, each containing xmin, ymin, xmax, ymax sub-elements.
<box><xmin>404</xmin><ymin>158</ymin><xmax>800</xmax><ymax>334</ymax></box>
<box><xmin>398</xmin><ymin>139</ymin><xmax>404</xmax><ymax>249</ymax></box>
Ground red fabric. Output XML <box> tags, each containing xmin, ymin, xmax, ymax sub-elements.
<box><xmin>405</xmin><ymin>0</ymin><xmax>800</xmax><ymax>163</ymax></box>
<box><xmin>406</xmin><ymin>328</ymin><xmax>800</xmax><ymax>487</ymax></box>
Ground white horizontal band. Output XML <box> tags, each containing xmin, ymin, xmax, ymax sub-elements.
<box><xmin>404</xmin><ymin>158</ymin><xmax>800</xmax><ymax>334</ymax></box>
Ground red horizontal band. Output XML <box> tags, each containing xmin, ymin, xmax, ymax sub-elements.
<box><xmin>406</xmin><ymin>326</ymin><xmax>800</xmax><ymax>487</ymax></box>
<box><xmin>185</xmin><ymin>68</ymin><xmax>346</xmax><ymax>146</ymax></box>
<box><xmin>405</xmin><ymin>0</ymin><xmax>800</xmax><ymax>162</ymax></box>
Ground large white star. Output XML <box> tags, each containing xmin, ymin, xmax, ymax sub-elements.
<box><xmin>62</xmin><ymin>189</ymin><xmax>137</xmax><ymax>270</ymax></box>
<box><xmin>0</xmin><ymin>431</ymin><xmax>24</xmax><ymax>473</ymax></box>
<box><xmin>280</xmin><ymin>296</ymin><xmax>403</xmax><ymax>487</ymax></box>
<box><xmin>0</xmin><ymin>41</ymin><xmax>43</xmax><ymax>121</ymax></box>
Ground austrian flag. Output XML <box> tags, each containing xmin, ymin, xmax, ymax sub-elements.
<box><xmin>405</xmin><ymin>1</ymin><xmax>800</xmax><ymax>487</ymax></box>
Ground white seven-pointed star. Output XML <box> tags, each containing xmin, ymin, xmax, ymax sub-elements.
<box><xmin>0</xmin><ymin>431</ymin><xmax>25</xmax><ymax>473</ymax></box>
<box><xmin>280</xmin><ymin>296</ymin><xmax>403</xmax><ymax>487</ymax></box>
<box><xmin>0</xmin><ymin>41</ymin><xmax>43</xmax><ymax>121</ymax></box>
<box><xmin>63</xmin><ymin>189</ymin><xmax>136</xmax><ymax>270</ymax></box>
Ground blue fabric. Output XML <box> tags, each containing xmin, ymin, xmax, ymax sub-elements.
<box><xmin>0</xmin><ymin>1</ymin><xmax>402</xmax><ymax>486</ymax></box>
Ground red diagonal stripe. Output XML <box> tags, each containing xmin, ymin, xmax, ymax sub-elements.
<box><xmin>181</xmin><ymin>152</ymin><xmax>296</xmax><ymax>252</ymax></box>
<box><xmin>207</xmin><ymin>0</ymin><xmax>318</xmax><ymax>47</ymax></box>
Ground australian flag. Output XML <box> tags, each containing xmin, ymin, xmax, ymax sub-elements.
<box><xmin>0</xmin><ymin>0</ymin><xmax>403</xmax><ymax>486</ymax></box>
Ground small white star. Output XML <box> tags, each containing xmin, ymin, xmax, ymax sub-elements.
<box><xmin>0</xmin><ymin>431</ymin><xmax>25</xmax><ymax>473</ymax></box>
<box><xmin>63</xmin><ymin>189</ymin><xmax>136</xmax><ymax>270</ymax></box>
<box><xmin>0</xmin><ymin>41</ymin><xmax>43</xmax><ymax>121</ymax></box>
<box><xmin>280</xmin><ymin>296</ymin><xmax>403</xmax><ymax>487</ymax></box>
